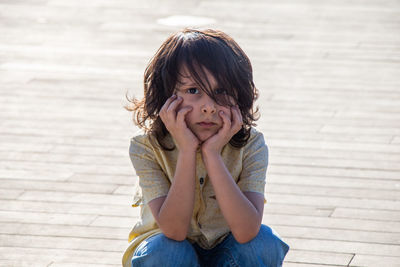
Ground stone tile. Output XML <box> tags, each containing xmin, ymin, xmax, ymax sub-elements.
<box><xmin>0</xmin><ymin>0</ymin><xmax>399</xmax><ymax>266</ymax></box>
<box><xmin>350</xmin><ymin>254</ymin><xmax>400</xmax><ymax>267</ymax></box>
<box><xmin>285</xmin><ymin>249</ymin><xmax>353</xmax><ymax>266</ymax></box>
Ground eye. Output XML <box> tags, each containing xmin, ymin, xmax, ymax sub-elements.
<box><xmin>187</xmin><ymin>87</ymin><xmax>200</xmax><ymax>94</ymax></box>
<box><xmin>215</xmin><ymin>88</ymin><xmax>227</xmax><ymax>95</ymax></box>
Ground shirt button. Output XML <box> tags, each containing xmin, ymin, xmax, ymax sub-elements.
<box><xmin>199</xmin><ymin>177</ymin><xmax>204</xmax><ymax>185</ymax></box>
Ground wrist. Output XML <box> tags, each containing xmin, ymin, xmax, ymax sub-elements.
<box><xmin>201</xmin><ymin>149</ymin><xmax>221</xmax><ymax>163</ymax></box>
<box><xmin>201</xmin><ymin>145</ymin><xmax>221</xmax><ymax>157</ymax></box>
<box><xmin>174</xmin><ymin>138</ymin><xmax>199</xmax><ymax>154</ymax></box>
<box><xmin>178</xmin><ymin>147</ymin><xmax>198</xmax><ymax>156</ymax></box>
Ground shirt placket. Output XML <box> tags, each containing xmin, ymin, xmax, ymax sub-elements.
<box><xmin>197</xmin><ymin>173</ymin><xmax>207</xmax><ymax>229</ymax></box>
<box><xmin>196</xmin><ymin>152</ymin><xmax>206</xmax><ymax>230</ymax></box>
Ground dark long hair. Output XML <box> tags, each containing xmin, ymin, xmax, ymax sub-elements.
<box><xmin>125</xmin><ymin>28</ymin><xmax>260</xmax><ymax>150</ymax></box>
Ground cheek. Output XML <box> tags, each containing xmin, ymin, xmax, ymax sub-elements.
<box><xmin>176</xmin><ymin>98</ymin><xmax>190</xmax><ymax>112</ymax></box>
<box><xmin>177</xmin><ymin>96</ymin><xmax>193</xmax><ymax>108</ymax></box>
<box><xmin>185</xmin><ymin>110</ymin><xmax>195</xmax><ymax>124</ymax></box>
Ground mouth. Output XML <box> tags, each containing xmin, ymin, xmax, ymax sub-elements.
<box><xmin>197</xmin><ymin>121</ymin><xmax>217</xmax><ymax>128</ymax></box>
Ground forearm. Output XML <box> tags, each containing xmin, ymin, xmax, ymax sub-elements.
<box><xmin>157</xmin><ymin>150</ymin><xmax>196</xmax><ymax>240</ymax></box>
<box><xmin>203</xmin><ymin>152</ymin><xmax>262</xmax><ymax>243</ymax></box>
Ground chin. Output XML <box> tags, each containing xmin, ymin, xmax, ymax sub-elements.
<box><xmin>190</xmin><ymin>124</ymin><xmax>221</xmax><ymax>142</ymax></box>
<box><xmin>198</xmin><ymin>136</ymin><xmax>210</xmax><ymax>143</ymax></box>
<box><xmin>196</xmin><ymin>131</ymin><xmax>216</xmax><ymax>142</ymax></box>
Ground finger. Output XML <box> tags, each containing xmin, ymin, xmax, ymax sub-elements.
<box><xmin>235</xmin><ymin>105</ymin><xmax>243</xmax><ymax>121</ymax></box>
<box><xmin>163</xmin><ymin>97</ymin><xmax>182</xmax><ymax>123</ymax></box>
<box><xmin>219</xmin><ymin>110</ymin><xmax>231</xmax><ymax>133</ymax></box>
<box><xmin>231</xmin><ymin>106</ymin><xmax>243</xmax><ymax>132</ymax></box>
<box><xmin>160</xmin><ymin>95</ymin><xmax>177</xmax><ymax>115</ymax></box>
<box><xmin>176</xmin><ymin>106</ymin><xmax>193</xmax><ymax>124</ymax></box>
<box><xmin>232</xmin><ymin>106</ymin><xmax>243</xmax><ymax>124</ymax></box>
<box><xmin>166</xmin><ymin>96</ymin><xmax>183</xmax><ymax>114</ymax></box>
<box><xmin>160</xmin><ymin>95</ymin><xmax>179</xmax><ymax>124</ymax></box>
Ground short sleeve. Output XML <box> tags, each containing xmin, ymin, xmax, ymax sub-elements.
<box><xmin>129</xmin><ymin>135</ymin><xmax>170</xmax><ymax>205</ymax></box>
<box><xmin>237</xmin><ymin>130</ymin><xmax>268</xmax><ymax>197</ymax></box>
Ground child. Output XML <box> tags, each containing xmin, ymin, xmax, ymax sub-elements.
<box><xmin>123</xmin><ymin>28</ymin><xmax>289</xmax><ymax>267</ymax></box>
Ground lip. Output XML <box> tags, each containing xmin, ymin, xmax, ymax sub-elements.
<box><xmin>197</xmin><ymin>121</ymin><xmax>216</xmax><ymax>128</ymax></box>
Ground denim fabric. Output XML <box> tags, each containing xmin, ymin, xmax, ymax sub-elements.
<box><xmin>131</xmin><ymin>224</ymin><xmax>289</xmax><ymax>267</ymax></box>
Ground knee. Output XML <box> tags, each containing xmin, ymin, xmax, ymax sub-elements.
<box><xmin>254</xmin><ymin>225</ymin><xmax>290</xmax><ymax>264</ymax></box>
<box><xmin>233</xmin><ymin>225</ymin><xmax>289</xmax><ymax>266</ymax></box>
<box><xmin>132</xmin><ymin>234</ymin><xmax>199</xmax><ymax>267</ymax></box>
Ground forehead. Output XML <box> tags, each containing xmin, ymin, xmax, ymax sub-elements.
<box><xmin>177</xmin><ymin>65</ymin><xmax>218</xmax><ymax>87</ymax></box>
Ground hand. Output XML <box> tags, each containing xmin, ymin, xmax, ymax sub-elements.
<box><xmin>201</xmin><ymin>105</ymin><xmax>243</xmax><ymax>156</ymax></box>
<box><xmin>159</xmin><ymin>95</ymin><xmax>200</xmax><ymax>153</ymax></box>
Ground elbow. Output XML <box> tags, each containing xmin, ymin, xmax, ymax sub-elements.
<box><xmin>155</xmin><ymin>217</ymin><xmax>190</xmax><ymax>242</ymax></box>
<box><xmin>161</xmin><ymin>227</ymin><xmax>188</xmax><ymax>242</ymax></box>
<box><xmin>235</xmin><ymin>233</ymin><xmax>257</xmax><ymax>244</ymax></box>
<box><xmin>233</xmin><ymin>224</ymin><xmax>261</xmax><ymax>244</ymax></box>
<box><xmin>164</xmin><ymin>233</ymin><xmax>187</xmax><ymax>242</ymax></box>
<box><xmin>164</xmin><ymin>232</ymin><xmax>187</xmax><ymax>242</ymax></box>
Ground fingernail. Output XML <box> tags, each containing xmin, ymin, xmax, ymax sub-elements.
<box><xmin>220</xmin><ymin>111</ymin><xmax>224</xmax><ymax>114</ymax></box>
<box><xmin>172</xmin><ymin>94</ymin><xmax>176</xmax><ymax>98</ymax></box>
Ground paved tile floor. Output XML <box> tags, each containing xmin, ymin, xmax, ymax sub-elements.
<box><xmin>0</xmin><ymin>0</ymin><xmax>399</xmax><ymax>266</ymax></box>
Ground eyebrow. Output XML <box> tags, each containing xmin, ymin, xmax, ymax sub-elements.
<box><xmin>177</xmin><ymin>79</ymin><xmax>220</xmax><ymax>90</ymax></box>
<box><xmin>177</xmin><ymin>81</ymin><xmax>198</xmax><ymax>87</ymax></box>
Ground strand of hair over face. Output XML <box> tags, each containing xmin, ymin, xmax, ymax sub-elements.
<box><xmin>124</xmin><ymin>28</ymin><xmax>260</xmax><ymax>150</ymax></box>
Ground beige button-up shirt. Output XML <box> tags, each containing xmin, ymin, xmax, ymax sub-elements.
<box><xmin>122</xmin><ymin>128</ymin><xmax>268</xmax><ymax>267</ymax></box>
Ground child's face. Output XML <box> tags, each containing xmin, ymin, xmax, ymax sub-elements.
<box><xmin>174</xmin><ymin>66</ymin><xmax>234</xmax><ymax>142</ymax></box>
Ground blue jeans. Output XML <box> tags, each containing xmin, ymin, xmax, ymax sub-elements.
<box><xmin>131</xmin><ymin>224</ymin><xmax>289</xmax><ymax>267</ymax></box>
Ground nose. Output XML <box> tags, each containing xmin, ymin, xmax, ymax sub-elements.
<box><xmin>201</xmin><ymin>95</ymin><xmax>216</xmax><ymax>114</ymax></box>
